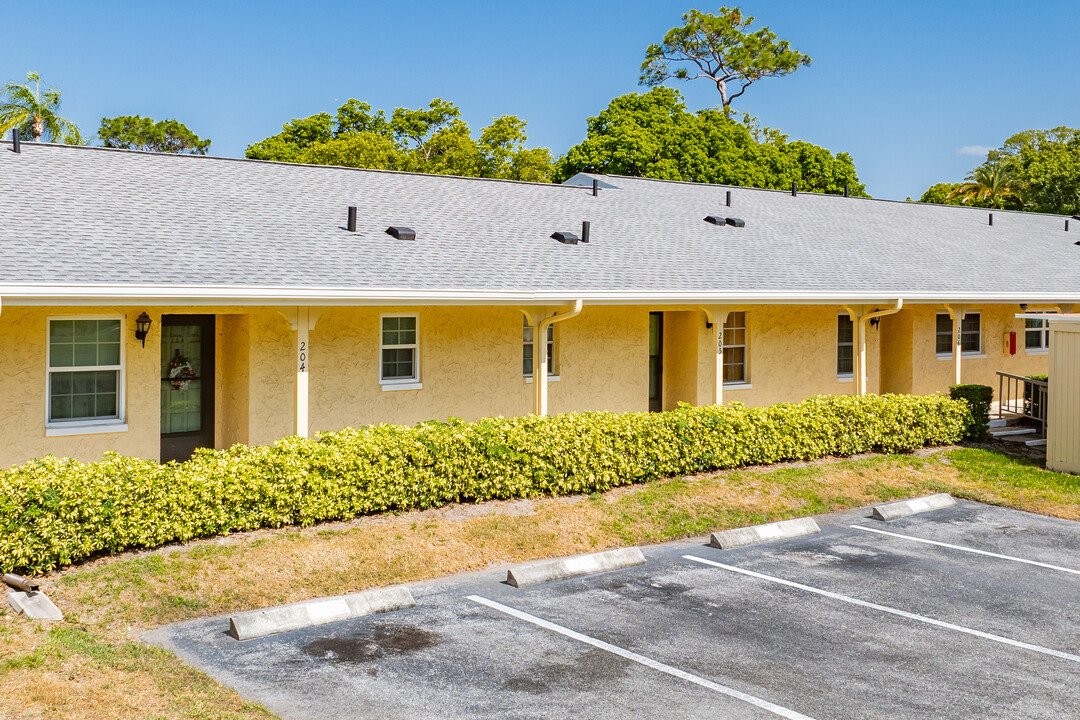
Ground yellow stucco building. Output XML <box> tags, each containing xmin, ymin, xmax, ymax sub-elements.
<box><xmin>1</xmin><ymin>143</ymin><xmax>1074</xmax><ymax>467</ymax></box>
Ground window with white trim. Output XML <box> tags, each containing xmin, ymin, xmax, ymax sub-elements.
<box><xmin>380</xmin><ymin>314</ymin><xmax>418</xmax><ymax>384</ymax></box>
<box><xmin>523</xmin><ymin>316</ymin><xmax>555</xmax><ymax>376</ymax></box>
<box><xmin>1025</xmin><ymin>311</ymin><xmax>1055</xmax><ymax>351</ymax></box>
<box><xmin>960</xmin><ymin>312</ymin><xmax>981</xmax><ymax>353</ymax></box>
<box><xmin>936</xmin><ymin>312</ymin><xmax>980</xmax><ymax>355</ymax></box>
<box><xmin>722</xmin><ymin>312</ymin><xmax>747</xmax><ymax>384</ymax></box>
<box><xmin>47</xmin><ymin>318</ymin><xmax>123</xmax><ymax>424</ymax></box>
<box><xmin>935</xmin><ymin>313</ymin><xmax>953</xmax><ymax>354</ymax></box>
<box><xmin>837</xmin><ymin>314</ymin><xmax>854</xmax><ymax>376</ymax></box>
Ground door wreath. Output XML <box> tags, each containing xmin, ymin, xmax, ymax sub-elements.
<box><xmin>168</xmin><ymin>349</ymin><xmax>197</xmax><ymax>391</ymax></box>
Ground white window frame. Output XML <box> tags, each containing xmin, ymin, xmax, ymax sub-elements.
<box><xmin>722</xmin><ymin>311</ymin><xmax>748</xmax><ymax>386</ymax></box>
<box><xmin>379</xmin><ymin>313</ymin><xmax>421</xmax><ymax>390</ymax></box>
<box><xmin>45</xmin><ymin>315</ymin><xmax>127</xmax><ymax>435</ymax></box>
<box><xmin>960</xmin><ymin>311</ymin><xmax>982</xmax><ymax>355</ymax></box>
<box><xmin>523</xmin><ymin>316</ymin><xmax>557</xmax><ymax>380</ymax></box>
<box><xmin>837</xmin><ymin>313</ymin><xmax>854</xmax><ymax>378</ymax></box>
<box><xmin>1025</xmin><ymin>311</ymin><xmax>1055</xmax><ymax>354</ymax></box>
<box><xmin>936</xmin><ymin>311</ymin><xmax>982</xmax><ymax>357</ymax></box>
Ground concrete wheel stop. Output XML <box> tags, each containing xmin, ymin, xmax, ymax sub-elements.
<box><xmin>871</xmin><ymin>494</ymin><xmax>956</xmax><ymax>521</ymax></box>
<box><xmin>228</xmin><ymin>585</ymin><xmax>416</xmax><ymax>641</ymax></box>
<box><xmin>709</xmin><ymin>517</ymin><xmax>821</xmax><ymax>550</ymax></box>
<box><xmin>506</xmin><ymin>547</ymin><xmax>647</xmax><ymax>588</ymax></box>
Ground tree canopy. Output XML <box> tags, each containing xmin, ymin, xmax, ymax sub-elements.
<box><xmin>946</xmin><ymin>161</ymin><xmax>1020</xmax><ymax>209</ymax></box>
<box><xmin>918</xmin><ymin>182</ymin><xmax>961</xmax><ymax>205</ymax></box>
<box><xmin>554</xmin><ymin>87</ymin><xmax>866</xmax><ymax>195</ymax></box>
<box><xmin>98</xmin><ymin>115</ymin><xmax>211</xmax><ymax>154</ymax></box>
<box><xmin>918</xmin><ymin>127</ymin><xmax>1080</xmax><ymax>215</ymax></box>
<box><xmin>246</xmin><ymin>99</ymin><xmax>553</xmax><ymax>181</ymax></box>
<box><xmin>0</xmin><ymin>72</ymin><xmax>82</xmax><ymax>144</ymax></box>
<box><xmin>640</xmin><ymin>7</ymin><xmax>811</xmax><ymax>109</ymax></box>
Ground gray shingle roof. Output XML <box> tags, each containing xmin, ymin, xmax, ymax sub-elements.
<box><xmin>2</xmin><ymin>141</ymin><xmax>1078</xmax><ymax>304</ymax></box>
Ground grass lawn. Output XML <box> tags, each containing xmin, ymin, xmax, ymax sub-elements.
<box><xmin>1</xmin><ymin>446</ymin><xmax>1077</xmax><ymax>719</ymax></box>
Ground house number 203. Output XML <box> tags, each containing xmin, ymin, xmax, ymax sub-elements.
<box><xmin>298</xmin><ymin>341</ymin><xmax>307</xmax><ymax>373</ymax></box>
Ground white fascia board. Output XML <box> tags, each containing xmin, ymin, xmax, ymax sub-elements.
<box><xmin>2</xmin><ymin>284</ymin><xmax>1080</xmax><ymax>306</ymax></box>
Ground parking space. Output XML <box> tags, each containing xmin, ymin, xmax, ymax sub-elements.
<box><xmin>147</xmin><ymin>500</ymin><xmax>1080</xmax><ymax>719</ymax></box>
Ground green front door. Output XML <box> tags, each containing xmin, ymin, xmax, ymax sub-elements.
<box><xmin>160</xmin><ymin>315</ymin><xmax>215</xmax><ymax>462</ymax></box>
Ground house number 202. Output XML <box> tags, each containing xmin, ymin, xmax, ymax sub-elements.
<box><xmin>298</xmin><ymin>341</ymin><xmax>307</xmax><ymax>373</ymax></box>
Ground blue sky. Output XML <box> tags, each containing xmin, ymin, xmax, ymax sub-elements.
<box><xmin>3</xmin><ymin>0</ymin><xmax>1078</xmax><ymax>199</ymax></box>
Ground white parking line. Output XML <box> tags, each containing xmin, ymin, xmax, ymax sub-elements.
<box><xmin>684</xmin><ymin>556</ymin><xmax>1080</xmax><ymax>665</ymax></box>
<box><xmin>466</xmin><ymin>595</ymin><xmax>816</xmax><ymax>720</ymax></box>
<box><xmin>849</xmin><ymin>525</ymin><xmax>1080</xmax><ymax>575</ymax></box>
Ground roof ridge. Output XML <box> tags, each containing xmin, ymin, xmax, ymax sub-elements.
<box><xmin>0</xmin><ymin>139</ymin><xmax>586</xmax><ymax>191</ymax></box>
<box><xmin>581</xmin><ymin>171</ymin><xmax>1073</xmax><ymax>219</ymax></box>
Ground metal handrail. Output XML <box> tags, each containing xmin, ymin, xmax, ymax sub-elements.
<box><xmin>997</xmin><ymin>371</ymin><xmax>1048</xmax><ymax>435</ymax></box>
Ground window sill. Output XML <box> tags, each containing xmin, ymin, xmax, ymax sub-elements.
<box><xmin>723</xmin><ymin>382</ymin><xmax>753</xmax><ymax>390</ymax></box>
<box><xmin>936</xmin><ymin>353</ymin><xmax>986</xmax><ymax>360</ymax></box>
<box><xmin>1025</xmin><ymin>348</ymin><xmax>1049</xmax><ymax>356</ymax></box>
<box><xmin>524</xmin><ymin>375</ymin><xmax>560</xmax><ymax>383</ymax></box>
<box><xmin>837</xmin><ymin>375</ymin><xmax>854</xmax><ymax>383</ymax></box>
<box><xmin>46</xmin><ymin>422</ymin><xmax>128</xmax><ymax>437</ymax></box>
<box><xmin>380</xmin><ymin>381</ymin><xmax>422</xmax><ymax>392</ymax></box>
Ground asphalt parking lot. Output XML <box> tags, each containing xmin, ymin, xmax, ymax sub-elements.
<box><xmin>147</xmin><ymin>499</ymin><xmax>1080</xmax><ymax>719</ymax></box>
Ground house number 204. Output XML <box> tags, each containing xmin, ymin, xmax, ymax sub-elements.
<box><xmin>298</xmin><ymin>341</ymin><xmax>307</xmax><ymax>373</ymax></box>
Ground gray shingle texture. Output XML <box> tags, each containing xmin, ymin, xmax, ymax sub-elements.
<box><xmin>2</xmin><ymin>142</ymin><xmax>1078</xmax><ymax>300</ymax></box>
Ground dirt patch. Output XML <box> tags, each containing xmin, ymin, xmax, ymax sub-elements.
<box><xmin>301</xmin><ymin>625</ymin><xmax>442</xmax><ymax>665</ymax></box>
<box><xmin>500</xmin><ymin>647</ymin><xmax>630</xmax><ymax>694</ymax></box>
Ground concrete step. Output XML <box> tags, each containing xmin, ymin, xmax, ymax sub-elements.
<box><xmin>1000</xmin><ymin>433</ymin><xmax>1045</xmax><ymax>444</ymax></box>
<box><xmin>988</xmin><ymin>418</ymin><xmax>1010</xmax><ymax>428</ymax></box>
<box><xmin>1025</xmin><ymin>438</ymin><xmax>1047</xmax><ymax>448</ymax></box>
<box><xmin>990</xmin><ymin>427</ymin><xmax>1037</xmax><ymax>438</ymax></box>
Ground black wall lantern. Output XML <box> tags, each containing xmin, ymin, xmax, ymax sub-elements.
<box><xmin>135</xmin><ymin>312</ymin><xmax>152</xmax><ymax>347</ymax></box>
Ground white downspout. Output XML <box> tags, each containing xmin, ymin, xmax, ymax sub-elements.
<box><xmin>533</xmin><ymin>300</ymin><xmax>583</xmax><ymax>416</ymax></box>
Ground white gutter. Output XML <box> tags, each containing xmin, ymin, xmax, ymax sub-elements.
<box><xmin>1</xmin><ymin>284</ymin><xmax>1078</xmax><ymax>307</ymax></box>
<box><xmin>533</xmin><ymin>300</ymin><xmax>583</xmax><ymax>416</ymax></box>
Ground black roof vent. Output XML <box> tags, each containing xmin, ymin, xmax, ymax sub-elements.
<box><xmin>552</xmin><ymin>231</ymin><xmax>580</xmax><ymax>245</ymax></box>
<box><xmin>385</xmin><ymin>226</ymin><xmax>416</xmax><ymax>241</ymax></box>
<box><xmin>11</xmin><ymin>129</ymin><xmax>20</xmax><ymax>153</ymax></box>
<box><xmin>705</xmin><ymin>216</ymin><xmax>745</xmax><ymax>227</ymax></box>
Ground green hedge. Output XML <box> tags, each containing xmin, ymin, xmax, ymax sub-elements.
<box><xmin>0</xmin><ymin>394</ymin><xmax>971</xmax><ymax>575</ymax></box>
<box><xmin>949</xmin><ymin>384</ymin><xmax>993</xmax><ymax>440</ymax></box>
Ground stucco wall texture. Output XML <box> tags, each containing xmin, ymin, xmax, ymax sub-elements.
<box><xmin>0</xmin><ymin>303</ymin><xmax>1050</xmax><ymax>468</ymax></box>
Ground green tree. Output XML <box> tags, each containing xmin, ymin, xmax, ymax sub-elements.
<box><xmin>554</xmin><ymin>88</ymin><xmax>866</xmax><ymax>195</ymax></box>
<box><xmin>98</xmin><ymin>115</ymin><xmax>211</xmax><ymax>154</ymax></box>
<box><xmin>918</xmin><ymin>182</ymin><xmax>963</xmax><ymax>205</ymax></box>
<box><xmin>996</xmin><ymin>127</ymin><xmax>1080</xmax><ymax>215</ymax></box>
<box><xmin>246</xmin><ymin>99</ymin><xmax>553</xmax><ymax>181</ymax></box>
<box><xmin>947</xmin><ymin>161</ymin><xmax>1021</xmax><ymax>209</ymax></box>
<box><xmin>640</xmin><ymin>7</ymin><xmax>811</xmax><ymax>109</ymax></box>
<box><xmin>919</xmin><ymin>127</ymin><xmax>1080</xmax><ymax>215</ymax></box>
<box><xmin>246</xmin><ymin>113</ymin><xmax>335</xmax><ymax>162</ymax></box>
<box><xmin>0</xmin><ymin>71</ymin><xmax>82</xmax><ymax>143</ymax></box>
